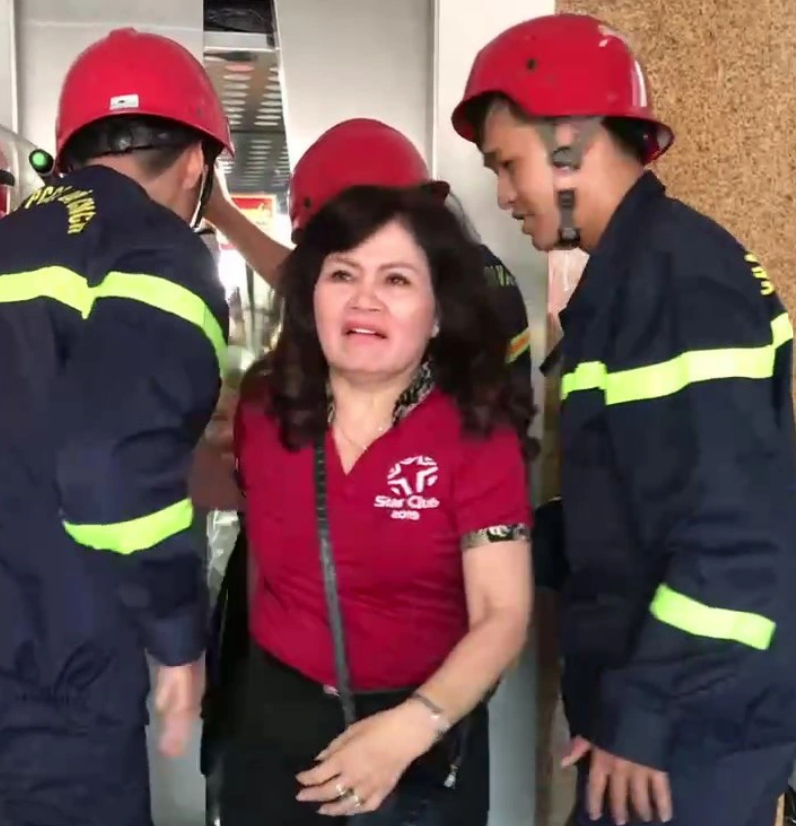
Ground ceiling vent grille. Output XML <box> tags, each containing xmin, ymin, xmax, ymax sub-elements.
<box><xmin>204</xmin><ymin>32</ymin><xmax>290</xmax><ymax>196</ymax></box>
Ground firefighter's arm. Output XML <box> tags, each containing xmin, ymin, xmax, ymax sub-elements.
<box><xmin>55</xmin><ymin>240</ymin><xmax>229</xmax><ymax>666</ymax></box>
<box><xmin>592</xmin><ymin>252</ymin><xmax>791</xmax><ymax>770</ymax></box>
<box><xmin>203</xmin><ymin>166</ymin><xmax>290</xmax><ymax>287</ymax></box>
<box><xmin>480</xmin><ymin>247</ymin><xmax>532</xmax><ymax>374</ymax></box>
<box><xmin>507</xmin><ymin>327</ymin><xmax>532</xmax><ymax>369</ymax></box>
<box><xmin>497</xmin><ymin>281</ymin><xmax>535</xmax><ymax>444</ymax></box>
<box><xmin>499</xmin><ymin>285</ymin><xmax>532</xmax><ymax>373</ymax></box>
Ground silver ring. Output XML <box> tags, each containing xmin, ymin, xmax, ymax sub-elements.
<box><xmin>349</xmin><ymin>792</ymin><xmax>363</xmax><ymax>809</ymax></box>
<box><xmin>335</xmin><ymin>783</ymin><xmax>348</xmax><ymax>800</ymax></box>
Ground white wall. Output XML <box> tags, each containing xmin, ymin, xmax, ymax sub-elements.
<box><xmin>275</xmin><ymin>2</ymin><xmax>553</xmax><ymax>824</ymax></box>
<box><xmin>16</xmin><ymin>0</ymin><xmax>203</xmax><ymax>152</ymax></box>
<box><xmin>0</xmin><ymin>0</ymin><xmax>18</xmax><ymax>131</ymax></box>
<box><xmin>274</xmin><ymin>0</ymin><xmax>433</xmax><ymax>170</ymax></box>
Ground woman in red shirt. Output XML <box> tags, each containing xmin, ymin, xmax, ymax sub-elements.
<box><xmin>222</xmin><ymin>185</ymin><xmax>533</xmax><ymax>825</ymax></box>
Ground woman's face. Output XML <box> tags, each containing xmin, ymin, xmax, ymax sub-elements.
<box><xmin>313</xmin><ymin>219</ymin><xmax>437</xmax><ymax>382</ymax></box>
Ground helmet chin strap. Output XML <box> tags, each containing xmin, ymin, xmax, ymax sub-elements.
<box><xmin>534</xmin><ymin>118</ymin><xmax>602</xmax><ymax>250</ymax></box>
<box><xmin>191</xmin><ymin>163</ymin><xmax>215</xmax><ymax>230</ymax></box>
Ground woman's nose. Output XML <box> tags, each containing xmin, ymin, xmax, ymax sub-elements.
<box><xmin>351</xmin><ymin>278</ymin><xmax>383</xmax><ymax>310</ymax></box>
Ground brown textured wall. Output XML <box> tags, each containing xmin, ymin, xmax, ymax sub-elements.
<box><xmin>557</xmin><ymin>1</ymin><xmax>796</xmax><ymax>319</ymax></box>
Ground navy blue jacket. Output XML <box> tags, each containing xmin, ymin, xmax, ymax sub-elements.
<box><xmin>559</xmin><ymin>172</ymin><xmax>796</xmax><ymax>769</ymax></box>
<box><xmin>0</xmin><ymin>166</ymin><xmax>228</xmax><ymax>722</ymax></box>
<box><xmin>479</xmin><ymin>243</ymin><xmax>532</xmax><ymax>381</ymax></box>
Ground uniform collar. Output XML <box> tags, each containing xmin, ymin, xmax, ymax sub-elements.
<box><xmin>559</xmin><ymin>171</ymin><xmax>666</xmax><ymax>332</ymax></box>
<box><xmin>326</xmin><ymin>361</ymin><xmax>435</xmax><ymax>426</ymax></box>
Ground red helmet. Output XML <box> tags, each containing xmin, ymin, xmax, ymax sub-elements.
<box><xmin>289</xmin><ymin>118</ymin><xmax>449</xmax><ymax>240</ymax></box>
<box><xmin>452</xmin><ymin>14</ymin><xmax>673</xmax><ymax>164</ymax></box>
<box><xmin>55</xmin><ymin>28</ymin><xmax>233</xmax><ymax>170</ymax></box>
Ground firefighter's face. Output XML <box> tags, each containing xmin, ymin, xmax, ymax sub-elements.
<box><xmin>480</xmin><ymin>104</ymin><xmax>563</xmax><ymax>252</ymax></box>
<box><xmin>314</xmin><ymin>220</ymin><xmax>437</xmax><ymax>384</ymax></box>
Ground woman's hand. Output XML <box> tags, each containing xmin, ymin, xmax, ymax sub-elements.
<box><xmin>295</xmin><ymin>701</ymin><xmax>439</xmax><ymax>816</ymax></box>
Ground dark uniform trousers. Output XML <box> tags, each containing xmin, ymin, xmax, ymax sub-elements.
<box><xmin>0</xmin><ymin>694</ymin><xmax>150</xmax><ymax>826</ymax></box>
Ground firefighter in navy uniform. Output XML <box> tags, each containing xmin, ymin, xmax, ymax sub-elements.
<box><xmin>478</xmin><ymin>242</ymin><xmax>534</xmax><ymax>443</ymax></box>
<box><xmin>480</xmin><ymin>246</ymin><xmax>531</xmax><ymax>377</ymax></box>
<box><xmin>0</xmin><ymin>28</ymin><xmax>231</xmax><ymax>826</ymax></box>
<box><xmin>453</xmin><ymin>13</ymin><xmax>796</xmax><ymax>826</ymax></box>
<box><xmin>443</xmin><ymin>185</ymin><xmax>533</xmax><ymax>404</ymax></box>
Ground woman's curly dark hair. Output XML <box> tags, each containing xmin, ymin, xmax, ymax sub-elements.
<box><xmin>242</xmin><ymin>185</ymin><xmax>536</xmax><ymax>452</ymax></box>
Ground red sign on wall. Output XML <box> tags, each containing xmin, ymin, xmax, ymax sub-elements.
<box><xmin>218</xmin><ymin>194</ymin><xmax>276</xmax><ymax>250</ymax></box>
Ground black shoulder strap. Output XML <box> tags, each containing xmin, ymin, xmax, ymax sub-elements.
<box><xmin>314</xmin><ymin>437</ymin><xmax>357</xmax><ymax>727</ymax></box>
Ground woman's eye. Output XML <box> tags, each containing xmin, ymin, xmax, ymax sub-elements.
<box><xmin>386</xmin><ymin>273</ymin><xmax>410</xmax><ymax>286</ymax></box>
<box><xmin>328</xmin><ymin>269</ymin><xmax>351</xmax><ymax>282</ymax></box>
<box><xmin>501</xmin><ymin>159</ymin><xmax>515</xmax><ymax>173</ymax></box>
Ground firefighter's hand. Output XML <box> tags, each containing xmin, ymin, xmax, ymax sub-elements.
<box><xmin>203</xmin><ymin>163</ymin><xmax>234</xmax><ymax>230</ymax></box>
<box><xmin>562</xmin><ymin>737</ymin><xmax>672</xmax><ymax>824</ymax></box>
<box><xmin>154</xmin><ymin>659</ymin><xmax>205</xmax><ymax>758</ymax></box>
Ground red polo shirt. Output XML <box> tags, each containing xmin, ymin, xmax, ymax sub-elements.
<box><xmin>236</xmin><ymin>387</ymin><xmax>531</xmax><ymax>691</ymax></box>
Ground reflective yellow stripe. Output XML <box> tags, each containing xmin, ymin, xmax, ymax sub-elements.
<box><xmin>650</xmin><ymin>583</ymin><xmax>775</xmax><ymax>650</ymax></box>
<box><xmin>0</xmin><ymin>266</ymin><xmax>226</xmax><ymax>374</ymax></box>
<box><xmin>63</xmin><ymin>498</ymin><xmax>194</xmax><ymax>555</ymax></box>
<box><xmin>0</xmin><ymin>268</ymin><xmax>90</xmax><ymax>314</ymax></box>
<box><xmin>98</xmin><ymin>272</ymin><xmax>226</xmax><ymax>372</ymax></box>
<box><xmin>507</xmin><ymin>328</ymin><xmax>531</xmax><ymax>364</ymax></box>
<box><xmin>561</xmin><ymin>313</ymin><xmax>793</xmax><ymax>404</ymax></box>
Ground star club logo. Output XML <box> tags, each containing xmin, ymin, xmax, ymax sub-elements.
<box><xmin>374</xmin><ymin>455</ymin><xmax>441</xmax><ymax>521</ymax></box>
